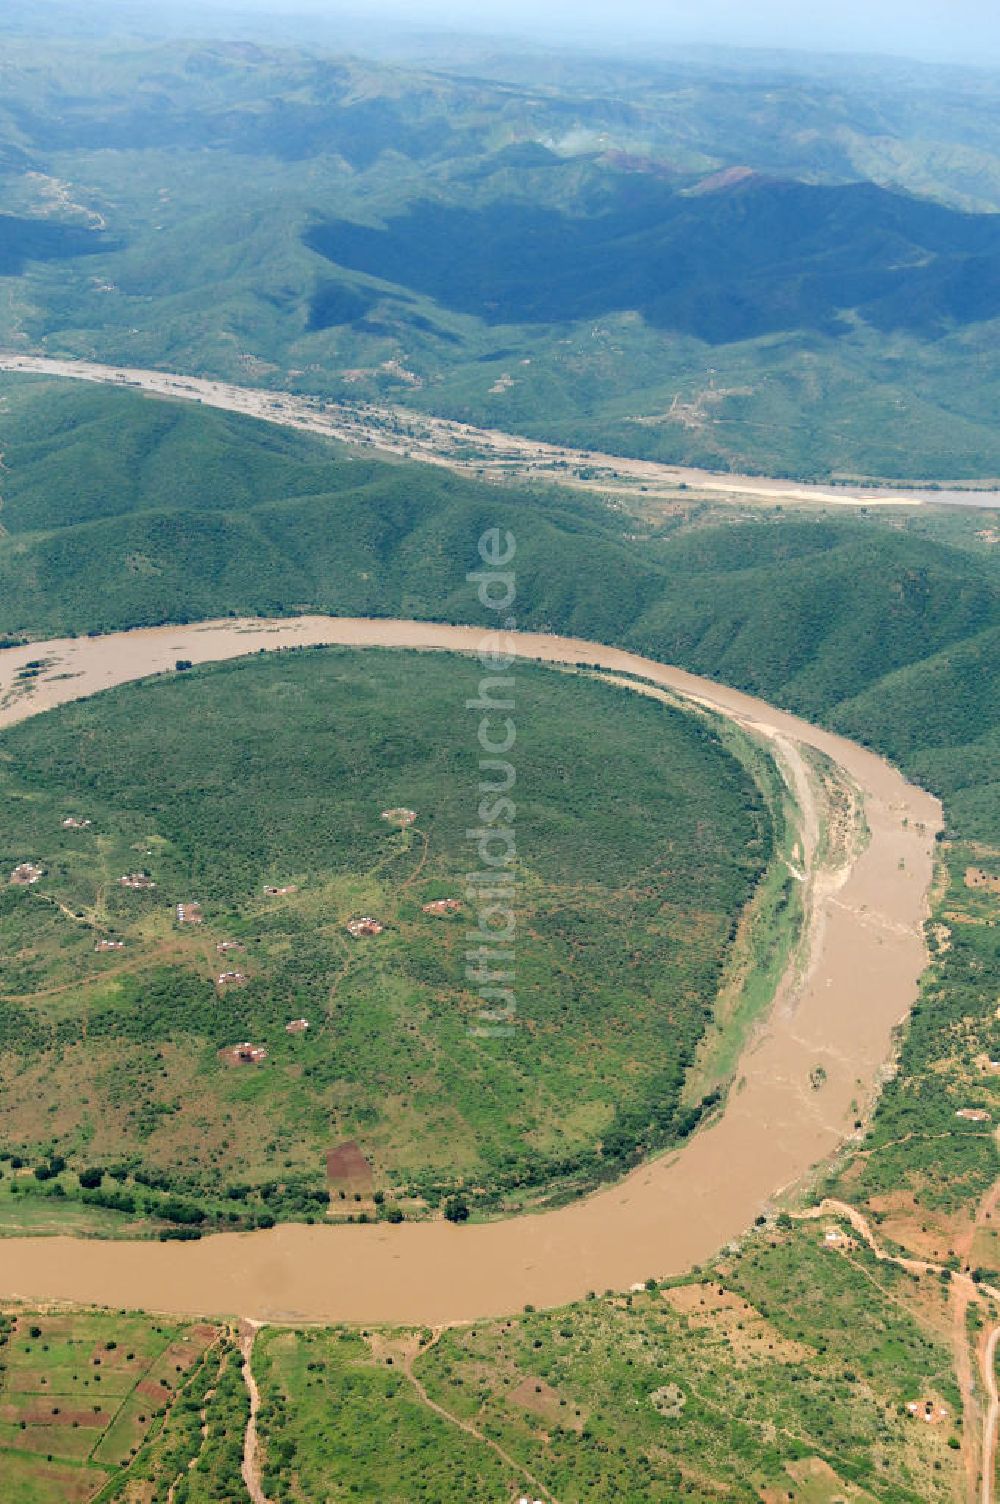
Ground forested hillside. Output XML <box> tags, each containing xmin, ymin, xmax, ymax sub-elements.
<box><xmin>2</xmin><ymin>376</ymin><xmax>997</xmax><ymax>839</ymax></box>
<box><xmin>2</xmin><ymin>30</ymin><xmax>1000</xmax><ymax>475</ymax></box>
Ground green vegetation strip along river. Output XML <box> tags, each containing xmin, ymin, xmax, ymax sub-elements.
<box><xmin>0</xmin><ymin>617</ymin><xmax>940</xmax><ymax>1324</ymax></box>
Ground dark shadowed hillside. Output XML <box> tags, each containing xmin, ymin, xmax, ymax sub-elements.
<box><xmin>306</xmin><ymin>178</ymin><xmax>1000</xmax><ymax>340</ymax></box>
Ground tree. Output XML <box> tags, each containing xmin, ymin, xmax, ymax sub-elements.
<box><xmin>78</xmin><ymin>1167</ymin><xmax>104</xmax><ymax>1190</ymax></box>
<box><xmin>443</xmin><ymin>1197</ymin><xmax>470</xmax><ymax>1224</ymax></box>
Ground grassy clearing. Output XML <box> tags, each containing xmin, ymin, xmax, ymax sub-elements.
<box><xmin>0</xmin><ymin>1180</ymin><xmax>148</xmax><ymax>1238</ymax></box>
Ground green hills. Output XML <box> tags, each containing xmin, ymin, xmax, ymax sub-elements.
<box><xmin>2</xmin><ymin>32</ymin><xmax>1000</xmax><ymax>475</ymax></box>
<box><xmin>2</xmin><ymin>375</ymin><xmax>998</xmax><ymax>841</ymax></box>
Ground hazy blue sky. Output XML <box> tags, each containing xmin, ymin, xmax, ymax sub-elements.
<box><xmin>214</xmin><ymin>0</ymin><xmax>1000</xmax><ymax>65</ymax></box>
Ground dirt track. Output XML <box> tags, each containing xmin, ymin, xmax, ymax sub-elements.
<box><xmin>983</xmin><ymin>1325</ymin><xmax>1000</xmax><ymax>1504</ymax></box>
<box><xmin>799</xmin><ymin>1200</ymin><xmax>1000</xmax><ymax>1504</ymax></box>
<box><xmin>0</xmin><ymin>616</ymin><xmax>941</xmax><ymax>1323</ymax></box>
<box><xmin>3</xmin><ymin>350</ymin><xmax>997</xmax><ymax>506</ymax></box>
<box><xmin>239</xmin><ymin>1323</ymin><xmax>270</xmax><ymax>1504</ymax></box>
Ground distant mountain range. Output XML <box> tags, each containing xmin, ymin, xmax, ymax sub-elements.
<box><xmin>1</xmin><ymin>30</ymin><xmax>1000</xmax><ymax>476</ymax></box>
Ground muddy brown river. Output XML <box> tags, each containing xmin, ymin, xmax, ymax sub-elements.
<box><xmin>0</xmin><ymin>618</ymin><xmax>940</xmax><ymax>1323</ymax></box>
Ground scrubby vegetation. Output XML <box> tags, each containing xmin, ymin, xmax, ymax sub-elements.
<box><xmin>0</xmin><ymin>647</ymin><xmax>771</xmax><ymax>1217</ymax></box>
<box><xmin>251</xmin><ymin>1220</ymin><xmax>964</xmax><ymax>1502</ymax></box>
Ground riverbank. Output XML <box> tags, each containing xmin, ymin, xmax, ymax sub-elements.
<box><xmin>2</xmin><ymin>352</ymin><xmax>998</xmax><ymax>507</ymax></box>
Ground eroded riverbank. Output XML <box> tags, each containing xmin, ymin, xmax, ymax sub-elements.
<box><xmin>0</xmin><ymin>617</ymin><xmax>941</xmax><ymax>1323</ymax></box>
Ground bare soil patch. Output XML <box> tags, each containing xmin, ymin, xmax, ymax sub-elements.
<box><xmin>326</xmin><ymin>1141</ymin><xmax>374</xmax><ymax>1194</ymax></box>
<box><xmin>510</xmin><ymin>1375</ymin><xmax>583</xmax><ymax>1430</ymax></box>
<box><xmin>663</xmin><ymin>1282</ymin><xmax>811</xmax><ymax>1364</ymax></box>
<box><xmin>218</xmin><ymin>1042</ymin><xmax>267</xmax><ymax>1067</ymax></box>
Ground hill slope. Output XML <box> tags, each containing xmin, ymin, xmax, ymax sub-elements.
<box><xmin>1</xmin><ymin>376</ymin><xmax>998</xmax><ymax>840</ymax></box>
<box><xmin>2</xmin><ymin>34</ymin><xmax>1000</xmax><ymax>475</ymax></box>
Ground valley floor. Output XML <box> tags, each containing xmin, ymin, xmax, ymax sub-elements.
<box><xmin>2</xmin><ymin>352</ymin><xmax>998</xmax><ymax>506</ymax></box>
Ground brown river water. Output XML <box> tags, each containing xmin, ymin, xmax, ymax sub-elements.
<box><xmin>0</xmin><ymin>618</ymin><xmax>940</xmax><ymax>1323</ymax></box>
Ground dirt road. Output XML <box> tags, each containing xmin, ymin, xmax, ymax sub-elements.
<box><xmin>0</xmin><ymin>616</ymin><xmax>940</xmax><ymax>1324</ymax></box>
<box><xmin>239</xmin><ymin>1323</ymin><xmax>270</xmax><ymax>1504</ymax></box>
<box><xmin>4</xmin><ymin>350</ymin><xmax>995</xmax><ymax>506</ymax></box>
<box><xmin>801</xmin><ymin>1198</ymin><xmax>1000</xmax><ymax>1504</ymax></box>
<box><xmin>983</xmin><ymin>1324</ymin><xmax>1000</xmax><ymax>1504</ymax></box>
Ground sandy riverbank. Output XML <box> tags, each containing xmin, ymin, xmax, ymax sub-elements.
<box><xmin>3</xmin><ymin>351</ymin><xmax>997</xmax><ymax>507</ymax></box>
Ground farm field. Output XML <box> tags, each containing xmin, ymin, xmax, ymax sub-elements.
<box><xmin>0</xmin><ymin>645</ymin><xmax>773</xmax><ymax>1223</ymax></box>
<box><xmin>0</xmin><ymin>1305</ymin><xmax>231</xmax><ymax>1504</ymax></box>
<box><xmin>4</xmin><ymin>1192</ymin><xmax>995</xmax><ymax>1504</ymax></box>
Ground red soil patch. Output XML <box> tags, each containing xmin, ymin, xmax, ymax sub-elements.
<box><xmin>8</xmin><ymin>1405</ymin><xmax>110</xmax><ymax>1426</ymax></box>
<box><xmin>906</xmin><ymin>1396</ymin><xmax>950</xmax><ymax>1424</ymax></box>
<box><xmin>137</xmin><ymin>1378</ymin><xmax>171</xmax><ymax>1401</ymax></box>
<box><xmin>326</xmin><ymin>1141</ymin><xmax>373</xmax><ymax>1192</ymax></box>
<box><xmin>866</xmin><ymin>1189</ymin><xmax>967</xmax><ymax>1264</ymax></box>
<box><xmin>688</xmin><ymin>165</ymin><xmax>757</xmax><ymax>195</ymax></box>
<box><xmin>510</xmin><ymin>1376</ymin><xmax>583</xmax><ymax>1430</ymax></box>
<box><xmin>346</xmin><ymin>916</ymin><xmax>384</xmax><ymax>938</ymax></box>
<box><xmin>381</xmin><ymin>807</ymin><xmax>417</xmax><ymax>827</ymax></box>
